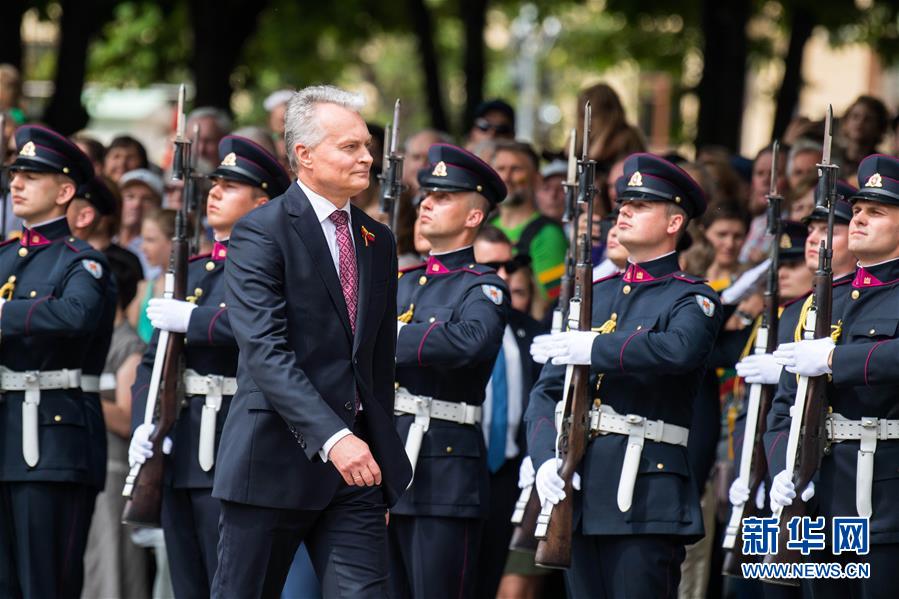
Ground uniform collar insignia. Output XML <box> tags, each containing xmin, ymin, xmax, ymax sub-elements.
<box><xmin>853</xmin><ymin>267</ymin><xmax>883</xmax><ymax>288</ymax></box>
<box><xmin>212</xmin><ymin>241</ymin><xmax>228</xmax><ymax>261</ymax></box>
<box><xmin>19</xmin><ymin>228</ymin><xmax>52</xmax><ymax>248</ymax></box>
<box><xmin>425</xmin><ymin>255</ymin><xmax>450</xmax><ymax>274</ymax></box>
<box><xmin>623</xmin><ymin>263</ymin><xmax>654</xmax><ymax>283</ymax></box>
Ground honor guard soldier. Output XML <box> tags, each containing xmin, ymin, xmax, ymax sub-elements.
<box><xmin>0</xmin><ymin>126</ymin><xmax>113</xmax><ymax>598</ymax></box>
<box><xmin>389</xmin><ymin>144</ymin><xmax>509</xmax><ymax>598</ymax></box>
<box><xmin>528</xmin><ymin>153</ymin><xmax>723</xmax><ymax>598</ymax></box>
<box><xmin>128</xmin><ymin>136</ymin><xmax>290</xmax><ymax>598</ymax></box>
<box><xmin>769</xmin><ymin>155</ymin><xmax>899</xmax><ymax>597</ymax></box>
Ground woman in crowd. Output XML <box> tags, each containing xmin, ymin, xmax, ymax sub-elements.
<box><xmin>127</xmin><ymin>208</ymin><xmax>176</xmax><ymax>343</ymax></box>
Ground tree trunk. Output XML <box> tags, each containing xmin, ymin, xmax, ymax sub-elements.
<box><xmin>407</xmin><ymin>0</ymin><xmax>448</xmax><ymax>131</ymax></box>
<box><xmin>771</xmin><ymin>8</ymin><xmax>816</xmax><ymax>142</ymax></box>
<box><xmin>695</xmin><ymin>0</ymin><xmax>751</xmax><ymax>153</ymax></box>
<box><xmin>0</xmin><ymin>2</ymin><xmax>26</xmax><ymax>69</ymax></box>
<box><xmin>43</xmin><ymin>0</ymin><xmax>117</xmax><ymax>135</ymax></box>
<box><xmin>189</xmin><ymin>0</ymin><xmax>270</xmax><ymax>112</ymax></box>
<box><xmin>460</xmin><ymin>0</ymin><xmax>488</xmax><ymax>134</ymax></box>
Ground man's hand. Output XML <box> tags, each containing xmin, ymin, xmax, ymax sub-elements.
<box><xmin>147</xmin><ymin>298</ymin><xmax>197</xmax><ymax>333</ymax></box>
<box><xmin>773</xmin><ymin>338</ymin><xmax>835</xmax><ymax>377</ymax></box>
<box><xmin>128</xmin><ymin>423</ymin><xmax>173</xmax><ymax>468</ymax></box>
<box><xmin>735</xmin><ymin>353</ymin><xmax>783</xmax><ymax>384</ymax></box>
<box><xmin>328</xmin><ymin>434</ymin><xmax>382</xmax><ymax>487</ymax></box>
<box><xmin>530</xmin><ymin>331</ymin><xmax>598</xmax><ymax>365</ymax></box>
<box><xmin>535</xmin><ymin>458</ymin><xmax>580</xmax><ymax>505</ymax></box>
<box><xmin>518</xmin><ymin>455</ymin><xmax>535</xmax><ymax>489</ymax></box>
<box><xmin>770</xmin><ymin>469</ymin><xmax>815</xmax><ymax>511</ymax></box>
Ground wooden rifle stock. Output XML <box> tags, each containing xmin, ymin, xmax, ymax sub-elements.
<box><xmin>533</xmin><ymin>237</ymin><xmax>593</xmax><ymax>569</ymax></box>
<box><xmin>122</xmin><ymin>85</ymin><xmax>192</xmax><ymax>526</ymax></box>
<box><xmin>722</xmin><ymin>149</ymin><xmax>782</xmax><ymax>576</ymax></box>
<box><xmin>121</xmin><ymin>239</ymin><xmax>188</xmax><ymax>525</ymax></box>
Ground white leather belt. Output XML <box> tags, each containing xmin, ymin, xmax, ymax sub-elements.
<box><xmin>183</xmin><ymin>370</ymin><xmax>237</xmax><ymax>472</ymax></box>
<box><xmin>0</xmin><ymin>367</ymin><xmax>82</xmax><ymax>467</ymax></box>
<box><xmin>826</xmin><ymin>413</ymin><xmax>899</xmax><ymax>518</ymax></box>
<box><xmin>81</xmin><ymin>375</ymin><xmax>100</xmax><ymax>393</ymax></box>
<box><xmin>587</xmin><ymin>404</ymin><xmax>689</xmax><ymax>512</ymax></box>
<box><xmin>394</xmin><ymin>387</ymin><xmax>481</xmax><ymax>487</ymax></box>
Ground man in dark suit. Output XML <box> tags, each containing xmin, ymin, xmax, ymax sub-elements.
<box><xmin>211</xmin><ymin>85</ymin><xmax>412</xmax><ymax>598</ymax></box>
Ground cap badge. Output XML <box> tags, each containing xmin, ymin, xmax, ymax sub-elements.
<box><xmin>779</xmin><ymin>233</ymin><xmax>792</xmax><ymax>249</ymax></box>
<box><xmin>432</xmin><ymin>161</ymin><xmax>448</xmax><ymax>177</ymax></box>
<box><xmin>865</xmin><ymin>173</ymin><xmax>883</xmax><ymax>188</ymax></box>
<box><xmin>19</xmin><ymin>141</ymin><xmax>36</xmax><ymax>157</ymax></box>
<box><xmin>221</xmin><ymin>152</ymin><xmax>238</xmax><ymax>167</ymax></box>
<box><xmin>627</xmin><ymin>171</ymin><xmax>643</xmax><ymax>187</ymax></box>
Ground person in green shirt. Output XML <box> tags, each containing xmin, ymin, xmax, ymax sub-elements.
<box><xmin>489</xmin><ymin>140</ymin><xmax>568</xmax><ymax>302</ymax></box>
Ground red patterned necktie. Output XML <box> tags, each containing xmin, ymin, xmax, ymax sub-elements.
<box><xmin>329</xmin><ymin>209</ymin><xmax>358</xmax><ymax>333</ymax></box>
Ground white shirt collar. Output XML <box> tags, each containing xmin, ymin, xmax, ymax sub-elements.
<box><xmin>857</xmin><ymin>256</ymin><xmax>899</xmax><ymax>269</ymax></box>
<box><xmin>297</xmin><ymin>179</ymin><xmax>351</xmax><ymax>224</ymax></box>
<box><xmin>24</xmin><ymin>215</ymin><xmax>68</xmax><ymax>229</ymax></box>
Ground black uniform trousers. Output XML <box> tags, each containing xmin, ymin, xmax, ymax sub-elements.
<box><xmin>565</xmin><ymin>532</ymin><xmax>686</xmax><ymax>599</ymax></box>
<box><xmin>387</xmin><ymin>514</ymin><xmax>483</xmax><ymax>599</ymax></box>
<box><xmin>212</xmin><ymin>421</ymin><xmax>388</xmax><ymax>599</ymax></box>
<box><xmin>162</xmin><ymin>486</ymin><xmax>221</xmax><ymax>599</ymax></box>
<box><xmin>0</xmin><ymin>482</ymin><xmax>96</xmax><ymax>599</ymax></box>
<box><xmin>474</xmin><ymin>456</ymin><xmax>520</xmax><ymax>599</ymax></box>
<box><xmin>804</xmin><ymin>543</ymin><xmax>899</xmax><ymax>599</ymax></box>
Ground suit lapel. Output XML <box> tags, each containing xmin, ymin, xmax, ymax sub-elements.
<box><xmin>286</xmin><ymin>186</ymin><xmax>353</xmax><ymax>341</ymax></box>
<box><xmin>351</xmin><ymin>207</ymin><xmax>372</xmax><ymax>354</ymax></box>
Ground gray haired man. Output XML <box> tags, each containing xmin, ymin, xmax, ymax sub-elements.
<box><xmin>210</xmin><ymin>85</ymin><xmax>412</xmax><ymax>598</ymax></box>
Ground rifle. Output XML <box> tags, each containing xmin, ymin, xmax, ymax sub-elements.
<box><xmin>188</xmin><ymin>123</ymin><xmax>203</xmax><ymax>254</ymax></box>
<box><xmin>722</xmin><ymin>140</ymin><xmax>783</xmax><ymax>576</ymax></box>
<box><xmin>762</xmin><ymin>106</ymin><xmax>837</xmax><ymax>583</ymax></box>
<box><xmin>121</xmin><ymin>84</ymin><xmax>191</xmax><ymax>526</ymax></box>
<box><xmin>532</xmin><ymin>102</ymin><xmax>597</xmax><ymax>569</ymax></box>
<box><xmin>0</xmin><ymin>113</ymin><xmax>8</xmax><ymax>240</ymax></box>
<box><xmin>378</xmin><ymin>99</ymin><xmax>405</xmax><ymax>233</ymax></box>
<box><xmin>509</xmin><ymin>129</ymin><xmax>579</xmax><ymax>553</ymax></box>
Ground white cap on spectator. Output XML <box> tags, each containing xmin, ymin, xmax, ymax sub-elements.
<box><xmin>541</xmin><ymin>159</ymin><xmax>568</xmax><ymax>179</ymax></box>
<box><xmin>120</xmin><ymin>168</ymin><xmax>164</xmax><ymax>198</ymax></box>
<box><xmin>264</xmin><ymin>89</ymin><xmax>295</xmax><ymax>112</ymax></box>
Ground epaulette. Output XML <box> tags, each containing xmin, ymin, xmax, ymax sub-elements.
<box><xmin>63</xmin><ymin>236</ymin><xmax>90</xmax><ymax>253</ymax></box>
<box><xmin>671</xmin><ymin>271</ymin><xmax>707</xmax><ymax>284</ymax></box>
<box><xmin>189</xmin><ymin>252</ymin><xmax>213</xmax><ymax>263</ymax></box>
<box><xmin>593</xmin><ymin>271</ymin><xmax>622</xmax><ymax>285</ymax></box>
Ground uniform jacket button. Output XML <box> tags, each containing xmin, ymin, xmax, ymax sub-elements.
<box><xmin>344</xmin><ymin>401</ymin><xmax>354</xmax><ymax>411</ymax></box>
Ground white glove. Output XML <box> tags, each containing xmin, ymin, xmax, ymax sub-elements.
<box><xmin>397</xmin><ymin>321</ymin><xmax>407</xmax><ymax>336</ymax></box>
<box><xmin>729</xmin><ymin>477</ymin><xmax>767</xmax><ymax>510</ymax></box>
<box><xmin>735</xmin><ymin>353</ymin><xmax>783</xmax><ymax>384</ymax></box>
<box><xmin>720</xmin><ymin>259</ymin><xmax>770</xmax><ymax>305</ymax></box>
<box><xmin>773</xmin><ymin>338</ymin><xmax>835</xmax><ymax>377</ymax></box>
<box><xmin>518</xmin><ymin>456</ymin><xmax>535</xmax><ymax>489</ymax></box>
<box><xmin>128</xmin><ymin>423</ymin><xmax>173</xmax><ymax>468</ymax></box>
<box><xmin>530</xmin><ymin>331</ymin><xmax>599</xmax><ymax>365</ymax></box>
<box><xmin>535</xmin><ymin>458</ymin><xmax>581</xmax><ymax>505</ymax></box>
<box><xmin>770</xmin><ymin>469</ymin><xmax>815</xmax><ymax>510</ymax></box>
<box><xmin>146</xmin><ymin>298</ymin><xmax>197</xmax><ymax>333</ymax></box>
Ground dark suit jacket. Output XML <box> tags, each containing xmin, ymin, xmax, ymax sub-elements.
<box><xmin>212</xmin><ymin>183</ymin><xmax>412</xmax><ymax>510</ymax></box>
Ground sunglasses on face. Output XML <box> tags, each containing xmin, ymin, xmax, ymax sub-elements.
<box><xmin>482</xmin><ymin>254</ymin><xmax>532</xmax><ymax>274</ymax></box>
<box><xmin>474</xmin><ymin>118</ymin><xmax>513</xmax><ymax>136</ymax></box>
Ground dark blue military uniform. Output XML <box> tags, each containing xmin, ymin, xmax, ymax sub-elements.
<box><xmin>526</xmin><ymin>154</ymin><xmax>722</xmax><ymax>598</ymax></box>
<box><xmin>388</xmin><ymin>144</ymin><xmax>508</xmax><ymax>599</ymax></box>
<box><xmin>789</xmin><ymin>156</ymin><xmax>899</xmax><ymax>598</ymax></box>
<box><xmin>0</xmin><ymin>126</ymin><xmax>112</xmax><ymax>598</ymax></box>
<box><xmin>131</xmin><ymin>136</ymin><xmax>290</xmax><ymax>598</ymax></box>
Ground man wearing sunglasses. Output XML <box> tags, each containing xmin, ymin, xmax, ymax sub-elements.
<box><xmin>467</xmin><ymin>99</ymin><xmax>516</xmax><ymax>145</ymax></box>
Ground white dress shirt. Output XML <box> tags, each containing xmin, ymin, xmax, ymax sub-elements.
<box><xmin>296</xmin><ymin>180</ymin><xmax>357</xmax><ymax>461</ymax></box>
